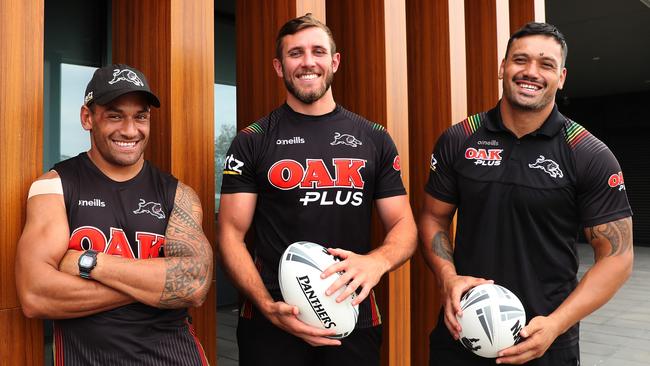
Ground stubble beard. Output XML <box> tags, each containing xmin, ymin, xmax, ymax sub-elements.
<box><xmin>283</xmin><ymin>66</ymin><xmax>334</xmax><ymax>105</ymax></box>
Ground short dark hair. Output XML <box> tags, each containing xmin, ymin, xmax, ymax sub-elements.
<box><xmin>506</xmin><ymin>22</ymin><xmax>568</xmax><ymax>67</ymax></box>
<box><xmin>275</xmin><ymin>13</ymin><xmax>336</xmax><ymax>60</ymax></box>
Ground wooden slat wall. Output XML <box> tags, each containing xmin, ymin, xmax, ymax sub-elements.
<box><xmin>405</xmin><ymin>1</ymin><xmax>454</xmax><ymax>364</ymax></box>
<box><xmin>112</xmin><ymin>0</ymin><xmax>216</xmax><ymax>363</ymax></box>
<box><xmin>465</xmin><ymin>0</ymin><xmax>501</xmax><ymax>115</ymax></box>
<box><xmin>236</xmin><ymin>0</ymin><xmax>295</xmax><ymax>129</ymax></box>
<box><xmin>509</xmin><ymin>0</ymin><xmax>546</xmax><ymax>33</ymax></box>
<box><xmin>326</xmin><ymin>1</ymin><xmax>410</xmax><ymax>364</ymax></box>
<box><xmin>0</xmin><ymin>0</ymin><xmax>45</xmax><ymax>364</ymax></box>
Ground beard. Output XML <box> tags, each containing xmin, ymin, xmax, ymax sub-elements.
<box><xmin>283</xmin><ymin>66</ymin><xmax>334</xmax><ymax>104</ymax></box>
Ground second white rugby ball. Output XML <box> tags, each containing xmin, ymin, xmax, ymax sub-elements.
<box><xmin>278</xmin><ymin>241</ymin><xmax>359</xmax><ymax>339</ymax></box>
<box><xmin>456</xmin><ymin>283</ymin><xmax>526</xmax><ymax>358</ymax></box>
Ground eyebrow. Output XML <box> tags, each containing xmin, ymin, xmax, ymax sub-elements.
<box><xmin>511</xmin><ymin>52</ymin><xmax>559</xmax><ymax>64</ymax></box>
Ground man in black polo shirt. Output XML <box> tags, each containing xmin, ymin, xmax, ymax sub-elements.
<box><xmin>420</xmin><ymin>22</ymin><xmax>633</xmax><ymax>365</ymax></box>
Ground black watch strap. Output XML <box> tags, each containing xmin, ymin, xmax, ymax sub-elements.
<box><xmin>78</xmin><ymin>249</ymin><xmax>99</xmax><ymax>279</ymax></box>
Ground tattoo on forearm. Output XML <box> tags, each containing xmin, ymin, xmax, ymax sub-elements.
<box><xmin>586</xmin><ymin>217</ymin><xmax>633</xmax><ymax>257</ymax></box>
<box><xmin>159</xmin><ymin>183</ymin><xmax>212</xmax><ymax>308</ymax></box>
<box><xmin>432</xmin><ymin>231</ymin><xmax>453</xmax><ymax>262</ymax></box>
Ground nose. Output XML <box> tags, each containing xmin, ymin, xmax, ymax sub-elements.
<box><xmin>523</xmin><ymin>61</ymin><xmax>541</xmax><ymax>79</ymax></box>
<box><xmin>119</xmin><ymin>117</ymin><xmax>139</xmax><ymax>138</ymax></box>
<box><xmin>301</xmin><ymin>50</ymin><xmax>317</xmax><ymax>67</ymax></box>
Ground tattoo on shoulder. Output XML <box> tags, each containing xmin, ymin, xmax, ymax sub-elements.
<box><xmin>432</xmin><ymin>231</ymin><xmax>453</xmax><ymax>262</ymax></box>
<box><xmin>159</xmin><ymin>183</ymin><xmax>212</xmax><ymax>308</ymax></box>
<box><xmin>587</xmin><ymin>217</ymin><xmax>633</xmax><ymax>257</ymax></box>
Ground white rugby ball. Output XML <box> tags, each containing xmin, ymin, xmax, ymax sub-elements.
<box><xmin>456</xmin><ymin>283</ymin><xmax>526</xmax><ymax>358</ymax></box>
<box><xmin>278</xmin><ymin>241</ymin><xmax>359</xmax><ymax>339</ymax></box>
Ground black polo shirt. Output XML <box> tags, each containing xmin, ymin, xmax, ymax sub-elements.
<box><xmin>425</xmin><ymin>103</ymin><xmax>632</xmax><ymax>349</ymax></box>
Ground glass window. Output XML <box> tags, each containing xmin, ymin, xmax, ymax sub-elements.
<box><xmin>59</xmin><ymin>63</ymin><xmax>96</xmax><ymax>160</ymax></box>
<box><xmin>214</xmin><ymin>84</ymin><xmax>237</xmax><ymax>211</ymax></box>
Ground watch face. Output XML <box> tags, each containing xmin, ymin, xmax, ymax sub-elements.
<box><xmin>80</xmin><ymin>256</ymin><xmax>94</xmax><ymax>268</ymax></box>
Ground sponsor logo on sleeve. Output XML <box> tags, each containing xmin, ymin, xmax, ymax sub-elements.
<box><xmin>430</xmin><ymin>154</ymin><xmax>438</xmax><ymax>171</ymax></box>
<box><xmin>608</xmin><ymin>171</ymin><xmax>626</xmax><ymax>191</ymax></box>
<box><xmin>528</xmin><ymin>155</ymin><xmax>563</xmax><ymax>178</ymax></box>
<box><xmin>392</xmin><ymin>155</ymin><xmax>401</xmax><ymax>171</ymax></box>
<box><xmin>465</xmin><ymin>148</ymin><xmax>503</xmax><ymax>166</ymax></box>
<box><xmin>223</xmin><ymin>154</ymin><xmax>244</xmax><ymax>175</ymax></box>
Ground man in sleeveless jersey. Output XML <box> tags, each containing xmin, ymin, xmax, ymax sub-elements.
<box><xmin>16</xmin><ymin>64</ymin><xmax>212</xmax><ymax>365</ymax></box>
<box><xmin>420</xmin><ymin>23</ymin><xmax>633</xmax><ymax>365</ymax></box>
<box><xmin>217</xmin><ymin>14</ymin><xmax>417</xmax><ymax>366</ymax></box>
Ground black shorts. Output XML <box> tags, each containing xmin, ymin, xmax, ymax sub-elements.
<box><xmin>429</xmin><ymin>324</ymin><xmax>580</xmax><ymax>366</ymax></box>
<box><xmin>237</xmin><ymin>313</ymin><xmax>382</xmax><ymax>366</ymax></box>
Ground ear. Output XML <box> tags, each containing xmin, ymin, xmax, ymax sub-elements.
<box><xmin>331</xmin><ymin>52</ymin><xmax>341</xmax><ymax>73</ymax></box>
<box><xmin>558</xmin><ymin>67</ymin><xmax>567</xmax><ymax>90</ymax></box>
<box><xmin>273</xmin><ymin>58</ymin><xmax>284</xmax><ymax>78</ymax></box>
<box><xmin>80</xmin><ymin>105</ymin><xmax>93</xmax><ymax>131</ymax></box>
<box><xmin>498</xmin><ymin>58</ymin><xmax>505</xmax><ymax>79</ymax></box>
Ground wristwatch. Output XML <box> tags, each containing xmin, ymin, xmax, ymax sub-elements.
<box><xmin>78</xmin><ymin>249</ymin><xmax>99</xmax><ymax>279</ymax></box>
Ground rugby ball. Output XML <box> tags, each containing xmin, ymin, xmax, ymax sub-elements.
<box><xmin>456</xmin><ymin>283</ymin><xmax>526</xmax><ymax>358</ymax></box>
<box><xmin>278</xmin><ymin>241</ymin><xmax>359</xmax><ymax>339</ymax></box>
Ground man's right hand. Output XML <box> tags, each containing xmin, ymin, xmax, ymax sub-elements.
<box><xmin>440</xmin><ymin>274</ymin><xmax>493</xmax><ymax>340</ymax></box>
<box><xmin>263</xmin><ymin>300</ymin><xmax>342</xmax><ymax>347</ymax></box>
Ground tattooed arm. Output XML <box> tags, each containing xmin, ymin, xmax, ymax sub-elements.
<box><xmin>497</xmin><ymin>217</ymin><xmax>633</xmax><ymax>364</ymax></box>
<box><xmin>58</xmin><ymin>182</ymin><xmax>213</xmax><ymax>309</ymax></box>
<box><xmin>419</xmin><ymin>194</ymin><xmax>493</xmax><ymax>339</ymax></box>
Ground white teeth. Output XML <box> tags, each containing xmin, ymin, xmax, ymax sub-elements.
<box><xmin>299</xmin><ymin>74</ymin><xmax>318</xmax><ymax>80</ymax></box>
<box><xmin>115</xmin><ymin>141</ymin><xmax>136</xmax><ymax>148</ymax></box>
<box><xmin>519</xmin><ymin>83</ymin><xmax>540</xmax><ymax>91</ymax></box>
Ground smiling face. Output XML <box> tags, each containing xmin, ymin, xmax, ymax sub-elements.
<box><xmin>500</xmin><ymin>34</ymin><xmax>567</xmax><ymax>112</ymax></box>
<box><xmin>273</xmin><ymin>26</ymin><xmax>340</xmax><ymax>106</ymax></box>
<box><xmin>81</xmin><ymin>92</ymin><xmax>151</xmax><ymax>174</ymax></box>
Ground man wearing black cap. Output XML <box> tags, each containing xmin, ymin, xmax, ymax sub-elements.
<box><xmin>16</xmin><ymin>64</ymin><xmax>212</xmax><ymax>365</ymax></box>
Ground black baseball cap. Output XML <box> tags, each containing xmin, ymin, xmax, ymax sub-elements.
<box><xmin>84</xmin><ymin>64</ymin><xmax>160</xmax><ymax>107</ymax></box>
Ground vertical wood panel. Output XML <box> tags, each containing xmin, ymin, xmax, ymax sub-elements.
<box><xmin>296</xmin><ymin>0</ymin><xmax>326</xmax><ymax>21</ymax></box>
<box><xmin>383</xmin><ymin>2</ymin><xmax>410</xmax><ymax>364</ymax></box>
<box><xmin>449</xmin><ymin>0</ymin><xmax>468</xmax><ymax>124</ymax></box>
<box><xmin>112</xmin><ymin>0</ymin><xmax>216</xmax><ymax>363</ymax></box>
<box><xmin>0</xmin><ymin>0</ymin><xmax>44</xmax><ymax>363</ymax></box>
<box><xmin>0</xmin><ymin>309</ymin><xmax>43</xmax><ymax>365</ymax></box>
<box><xmin>406</xmin><ymin>0</ymin><xmax>462</xmax><ymax>364</ymax></box>
<box><xmin>236</xmin><ymin>0</ymin><xmax>296</xmax><ymax>130</ymax></box>
<box><xmin>465</xmin><ymin>0</ymin><xmax>500</xmax><ymax>115</ymax></box>
<box><xmin>327</xmin><ymin>1</ymin><xmax>410</xmax><ymax>364</ymax></box>
<box><xmin>509</xmin><ymin>0</ymin><xmax>545</xmax><ymax>33</ymax></box>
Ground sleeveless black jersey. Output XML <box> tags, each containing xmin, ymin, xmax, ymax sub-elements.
<box><xmin>221</xmin><ymin>104</ymin><xmax>407</xmax><ymax>328</ymax></box>
<box><xmin>52</xmin><ymin>153</ymin><xmax>207</xmax><ymax>366</ymax></box>
<box><xmin>425</xmin><ymin>104</ymin><xmax>632</xmax><ymax>349</ymax></box>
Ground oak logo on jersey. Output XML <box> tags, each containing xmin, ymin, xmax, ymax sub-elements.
<box><xmin>133</xmin><ymin>199</ymin><xmax>165</xmax><ymax>219</ymax></box>
<box><xmin>465</xmin><ymin>148</ymin><xmax>503</xmax><ymax>166</ymax></box>
<box><xmin>331</xmin><ymin>133</ymin><xmax>362</xmax><ymax>148</ymax></box>
<box><xmin>69</xmin><ymin>226</ymin><xmax>165</xmax><ymax>259</ymax></box>
<box><xmin>528</xmin><ymin>155</ymin><xmax>563</xmax><ymax>178</ymax></box>
<box><xmin>223</xmin><ymin>154</ymin><xmax>244</xmax><ymax>175</ymax></box>
<box><xmin>608</xmin><ymin>171</ymin><xmax>626</xmax><ymax>191</ymax></box>
<box><xmin>268</xmin><ymin>159</ymin><xmax>366</xmax><ymax>206</ymax></box>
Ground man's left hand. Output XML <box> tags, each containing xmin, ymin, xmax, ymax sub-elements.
<box><xmin>496</xmin><ymin>315</ymin><xmax>562</xmax><ymax>364</ymax></box>
<box><xmin>320</xmin><ymin>248</ymin><xmax>390</xmax><ymax>306</ymax></box>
